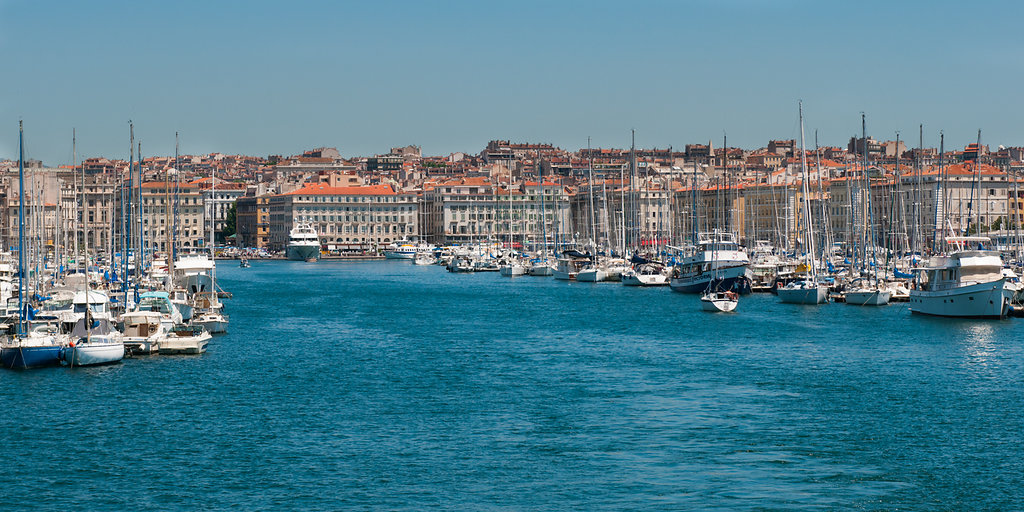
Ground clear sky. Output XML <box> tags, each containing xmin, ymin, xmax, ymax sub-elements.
<box><xmin>2</xmin><ymin>0</ymin><xmax>1022</xmax><ymax>165</ymax></box>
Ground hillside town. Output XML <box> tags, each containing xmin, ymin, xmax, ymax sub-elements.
<box><xmin>3</xmin><ymin>137</ymin><xmax>1023</xmax><ymax>257</ymax></box>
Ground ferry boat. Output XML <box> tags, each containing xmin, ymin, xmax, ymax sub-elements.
<box><xmin>669</xmin><ymin>231</ymin><xmax>752</xmax><ymax>294</ymax></box>
<box><xmin>384</xmin><ymin>239</ymin><xmax>418</xmax><ymax>259</ymax></box>
<box><xmin>287</xmin><ymin>222</ymin><xmax>320</xmax><ymax>262</ymax></box>
<box><xmin>909</xmin><ymin>236</ymin><xmax>1013</xmax><ymax>318</ymax></box>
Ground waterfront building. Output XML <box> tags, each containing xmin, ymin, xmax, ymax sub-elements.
<box><xmin>236</xmin><ymin>194</ymin><xmax>271</xmax><ymax>249</ymax></box>
<box><xmin>267</xmin><ymin>183</ymin><xmax>418</xmax><ymax>252</ymax></box>
<box><xmin>140</xmin><ymin>181</ymin><xmax>206</xmax><ymax>252</ymax></box>
<box><xmin>421</xmin><ymin>176</ymin><xmax>569</xmax><ymax>247</ymax></box>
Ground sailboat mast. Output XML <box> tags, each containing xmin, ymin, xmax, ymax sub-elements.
<box><xmin>798</xmin><ymin>102</ymin><xmax>816</xmax><ymax>279</ymax></box>
<box><xmin>587</xmin><ymin>137</ymin><xmax>597</xmax><ymax>252</ymax></box>
<box><xmin>17</xmin><ymin>121</ymin><xmax>26</xmax><ymax>336</ymax></box>
<box><xmin>167</xmin><ymin>133</ymin><xmax>176</xmax><ymax>290</ymax></box>
<box><xmin>73</xmin><ymin>128</ymin><xmax>78</xmax><ymax>273</ymax></box>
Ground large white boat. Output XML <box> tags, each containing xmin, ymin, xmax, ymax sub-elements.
<box><xmin>669</xmin><ymin>231</ymin><xmax>751</xmax><ymax>293</ymax></box>
<box><xmin>287</xmin><ymin>222</ymin><xmax>320</xmax><ymax>261</ymax></box>
<box><xmin>909</xmin><ymin>237</ymin><xmax>1013</xmax><ymax>318</ymax></box>
<box><xmin>384</xmin><ymin>240</ymin><xmax>418</xmax><ymax>259</ymax></box>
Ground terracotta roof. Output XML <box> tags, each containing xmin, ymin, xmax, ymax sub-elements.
<box><xmin>282</xmin><ymin>184</ymin><xmax>396</xmax><ymax>196</ymax></box>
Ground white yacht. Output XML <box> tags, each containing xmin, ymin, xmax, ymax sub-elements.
<box><xmin>287</xmin><ymin>222</ymin><xmax>321</xmax><ymax>261</ymax></box>
<box><xmin>669</xmin><ymin>231</ymin><xmax>751</xmax><ymax>293</ymax></box>
<box><xmin>909</xmin><ymin>237</ymin><xmax>1013</xmax><ymax>318</ymax></box>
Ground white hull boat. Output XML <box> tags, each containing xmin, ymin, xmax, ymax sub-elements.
<box><xmin>62</xmin><ymin>336</ymin><xmax>124</xmax><ymax>366</ymax></box>
<box><xmin>909</xmin><ymin>238</ymin><xmax>1013</xmax><ymax>319</ymax></box>
<box><xmin>158</xmin><ymin>326</ymin><xmax>212</xmax><ymax>354</ymax></box>
<box><xmin>777</xmin><ymin>281</ymin><xmax>829</xmax><ymax>304</ymax></box>
<box><xmin>193</xmin><ymin>312</ymin><xmax>228</xmax><ymax>334</ymax></box>
<box><xmin>499</xmin><ymin>263</ymin><xmax>527</xmax><ymax>277</ymax></box>
<box><xmin>700</xmin><ymin>291</ymin><xmax>738</xmax><ymax>312</ymax></box>
<box><xmin>845</xmin><ymin>288</ymin><xmax>891</xmax><ymax>306</ymax></box>
<box><xmin>528</xmin><ymin>263</ymin><xmax>555</xmax><ymax>276</ymax></box>
<box><xmin>576</xmin><ymin>267</ymin><xmax>607</xmax><ymax>282</ymax></box>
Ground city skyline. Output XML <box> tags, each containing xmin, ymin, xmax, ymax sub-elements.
<box><xmin>3</xmin><ymin>0</ymin><xmax>1022</xmax><ymax>164</ymax></box>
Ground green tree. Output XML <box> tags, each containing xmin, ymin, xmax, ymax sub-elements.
<box><xmin>222</xmin><ymin>202</ymin><xmax>237</xmax><ymax>240</ymax></box>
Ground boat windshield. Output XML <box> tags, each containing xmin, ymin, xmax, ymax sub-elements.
<box><xmin>139</xmin><ymin>298</ymin><xmax>171</xmax><ymax>314</ymax></box>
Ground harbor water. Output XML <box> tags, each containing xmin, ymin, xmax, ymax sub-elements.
<box><xmin>2</xmin><ymin>260</ymin><xmax>1023</xmax><ymax>510</ymax></box>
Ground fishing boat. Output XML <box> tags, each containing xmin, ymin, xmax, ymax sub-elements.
<box><xmin>909</xmin><ymin>236</ymin><xmax>1012</xmax><ymax>318</ymax></box>
<box><xmin>700</xmin><ymin>290</ymin><xmax>738</xmax><ymax>312</ymax></box>
<box><xmin>286</xmin><ymin>221</ymin><xmax>320</xmax><ymax>261</ymax></box>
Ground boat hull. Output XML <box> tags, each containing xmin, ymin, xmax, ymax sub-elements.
<box><xmin>194</xmin><ymin>318</ymin><xmax>228</xmax><ymax>334</ymax></box>
<box><xmin>700</xmin><ymin>297</ymin><xmax>737</xmax><ymax>312</ymax></box>
<box><xmin>576</xmin><ymin>268</ymin><xmax>607</xmax><ymax>282</ymax></box>
<box><xmin>670</xmin><ymin>269</ymin><xmax>751</xmax><ymax>294</ymax></box>
<box><xmin>499</xmin><ymin>265</ymin><xmax>527</xmax><ymax>277</ymax></box>
<box><xmin>158</xmin><ymin>334</ymin><xmax>211</xmax><ymax>354</ymax></box>
<box><xmin>845</xmin><ymin>290</ymin><xmax>891</xmax><ymax>306</ymax></box>
<box><xmin>528</xmin><ymin>265</ymin><xmax>554</xmax><ymax>276</ymax></box>
<box><xmin>622</xmin><ymin>272</ymin><xmax>669</xmax><ymax>286</ymax></box>
<box><xmin>287</xmin><ymin>244</ymin><xmax>320</xmax><ymax>261</ymax></box>
<box><xmin>0</xmin><ymin>345</ymin><xmax>62</xmax><ymax>369</ymax></box>
<box><xmin>909</xmin><ymin>279</ymin><xmax>1012</xmax><ymax>318</ymax></box>
<box><xmin>777</xmin><ymin>285</ymin><xmax>829</xmax><ymax>304</ymax></box>
<box><xmin>62</xmin><ymin>341</ymin><xmax>124</xmax><ymax>366</ymax></box>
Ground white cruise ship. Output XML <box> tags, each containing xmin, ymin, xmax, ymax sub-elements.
<box><xmin>909</xmin><ymin>236</ymin><xmax>1013</xmax><ymax>318</ymax></box>
<box><xmin>286</xmin><ymin>222</ymin><xmax>320</xmax><ymax>261</ymax></box>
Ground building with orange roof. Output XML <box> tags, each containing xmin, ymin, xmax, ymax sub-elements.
<box><xmin>266</xmin><ymin>183</ymin><xmax>419</xmax><ymax>252</ymax></box>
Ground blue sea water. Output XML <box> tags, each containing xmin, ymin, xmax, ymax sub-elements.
<box><xmin>2</xmin><ymin>260</ymin><xmax>1024</xmax><ymax>510</ymax></box>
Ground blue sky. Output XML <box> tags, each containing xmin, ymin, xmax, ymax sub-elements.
<box><xmin>2</xmin><ymin>0</ymin><xmax>1022</xmax><ymax>164</ymax></box>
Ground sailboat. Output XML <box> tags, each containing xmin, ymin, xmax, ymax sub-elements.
<box><xmin>778</xmin><ymin>102</ymin><xmax>829</xmax><ymax>305</ymax></box>
<box><xmin>700</xmin><ymin>227</ymin><xmax>738</xmax><ymax>312</ymax></box>
<box><xmin>1</xmin><ymin>122</ymin><xmax>69</xmax><ymax>369</ymax></box>
<box><xmin>844</xmin><ymin>114</ymin><xmax>890</xmax><ymax>306</ymax></box>
<box><xmin>62</xmin><ymin>132</ymin><xmax>124</xmax><ymax>367</ymax></box>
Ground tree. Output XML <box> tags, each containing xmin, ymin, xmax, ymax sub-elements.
<box><xmin>222</xmin><ymin>203</ymin><xmax>237</xmax><ymax>241</ymax></box>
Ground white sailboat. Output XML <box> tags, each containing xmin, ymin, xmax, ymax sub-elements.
<box><xmin>778</xmin><ymin>102</ymin><xmax>829</xmax><ymax>305</ymax></box>
<box><xmin>62</xmin><ymin>154</ymin><xmax>123</xmax><ymax>368</ymax></box>
<box><xmin>700</xmin><ymin>290</ymin><xmax>738</xmax><ymax>312</ymax></box>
